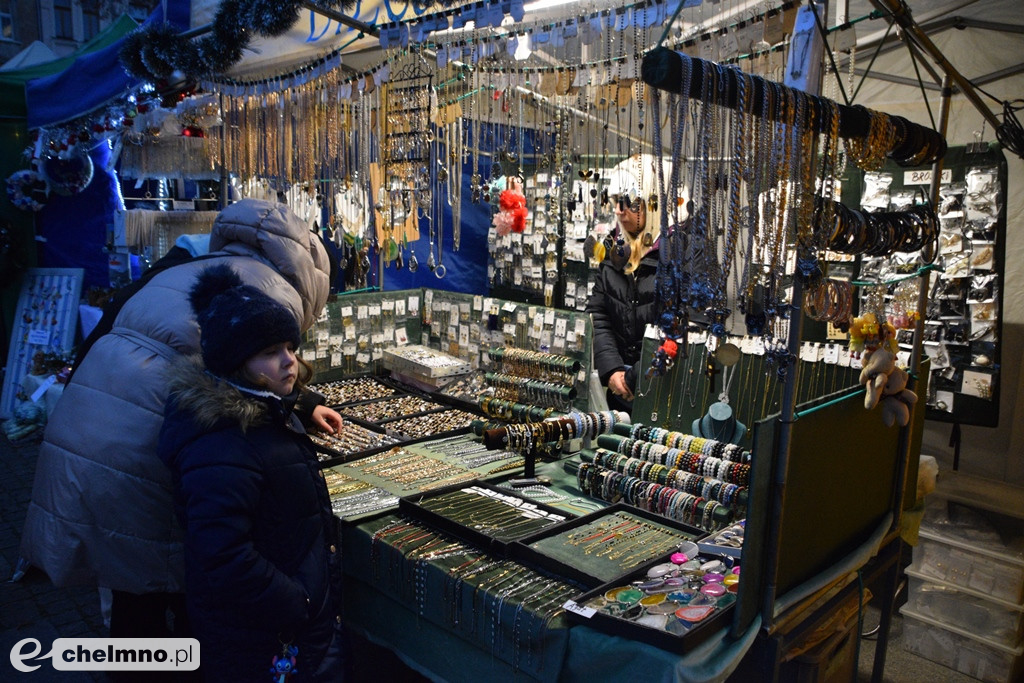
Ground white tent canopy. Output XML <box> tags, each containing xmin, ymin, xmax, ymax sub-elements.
<box><xmin>0</xmin><ymin>41</ymin><xmax>58</xmax><ymax>72</ymax></box>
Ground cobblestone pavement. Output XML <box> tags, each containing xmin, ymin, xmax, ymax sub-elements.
<box><xmin>1</xmin><ymin>434</ymin><xmax>107</xmax><ymax>681</ymax></box>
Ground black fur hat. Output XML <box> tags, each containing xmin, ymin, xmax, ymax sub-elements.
<box><xmin>189</xmin><ymin>264</ymin><xmax>301</xmax><ymax>376</ymax></box>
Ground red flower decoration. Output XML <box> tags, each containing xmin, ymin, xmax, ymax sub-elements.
<box><xmin>498</xmin><ymin>189</ymin><xmax>528</xmax><ymax>233</ymax></box>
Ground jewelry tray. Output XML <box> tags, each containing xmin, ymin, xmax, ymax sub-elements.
<box><xmin>511</xmin><ymin>503</ymin><xmax>706</xmax><ymax>586</ymax></box>
<box><xmin>397</xmin><ymin>480</ymin><xmax>576</xmax><ymax>556</ymax></box>
<box><xmin>562</xmin><ymin>548</ymin><xmax>738</xmax><ymax>653</ymax></box>
<box><xmin>309</xmin><ymin>419</ymin><xmax>402</xmax><ymax>465</ymax></box>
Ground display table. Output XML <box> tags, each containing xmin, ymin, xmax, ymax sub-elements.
<box><xmin>337</xmin><ymin>455</ymin><xmax>897</xmax><ymax>683</ymax></box>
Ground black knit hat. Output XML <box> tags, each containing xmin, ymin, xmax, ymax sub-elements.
<box><xmin>188</xmin><ymin>264</ymin><xmax>302</xmax><ymax>377</ymax></box>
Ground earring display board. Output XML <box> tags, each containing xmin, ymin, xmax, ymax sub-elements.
<box><xmin>299</xmin><ymin>288</ymin><xmax>424</xmax><ymax>381</ymax></box>
<box><xmin>840</xmin><ymin>144</ymin><xmax>1007</xmax><ymax>428</ymax></box>
<box><xmin>0</xmin><ymin>268</ymin><xmax>84</xmax><ymax>419</ymax></box>
<box><xmin>424</xmin><ymin>289</ymin><xmax>593</xmax><ymax>412</ymax></box>
<box><xmin>300</xmin><ymin>288</ymin><xmax>593</xmax><ymax>411</ymax></box>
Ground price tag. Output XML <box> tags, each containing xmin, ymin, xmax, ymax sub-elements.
<box><xmin>720</xmin><ymin>30</ymin><xmax>740</xmax><ymax>59</ymax></box>
<box><xmin>823</xmin><ymin>344</ymin><xmax>840</xmax><ymax>365</ymax></box>
<box><xmin>27</xmin><ymin>329</ymin><xmax>50</xmax><ymax>346</ymax></box>
<box><xmin>838</xmin><ymin>346</ymin><xmax>852</xmax><ymax>367</ymax></box>
<box><xmin>740</xmin><ymin>335</ymin><xmax>756</xmax><ymax>354</ymax></box>
<box><xmin>903</xmin><ymin>169</ymin><xmax>952</xmax><ymax>186</ymax></box>
<box><xmin>30</xmin><ymin>375</ymin><xmax>57</xmax><ymax>403</ymax></box>
<box><xmin>562</xmin><ymin>600</ymin><xmax>596</xmax><ymax>618</ymax></box>
<box><xmin>849</xmin><ymin>353</ymin><xmax>863</xmax><ymax>370</ymax></box>
<box><xmin>753</xmin><ymin>337</ymin><xmax>766</xmax><ymax>356</ymax></box>
<box><xmin>699</xmin><ymin>35</ymin><xmax>719</xmax><ymax>62</ymax></box>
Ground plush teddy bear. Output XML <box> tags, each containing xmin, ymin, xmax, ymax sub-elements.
<box><xmin>858</xmin><ymin>347</ymin><xmax>919</xmax><ymax>427</ymax></box>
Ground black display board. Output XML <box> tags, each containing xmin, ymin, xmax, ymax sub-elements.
<box><xmin>840</xmin><ymin>144</ymin><xmax>1007</xmax><ymax>428</ymax></box>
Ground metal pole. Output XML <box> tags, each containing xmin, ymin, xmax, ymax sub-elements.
<box><xmin>299</xmin><ymin>1</ymin><xmax>379</xmax><ymax>37</ymax></box>
<box><xmin>867</xmin><ymin>0</ymin><xmax>1000</xmax><ymax>130</ymax></box>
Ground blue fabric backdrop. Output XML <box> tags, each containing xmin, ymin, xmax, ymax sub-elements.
<box><xmin>37</xmin><ymin>142</ymin><xmax>120</xmax><ymax>288</ymax></box>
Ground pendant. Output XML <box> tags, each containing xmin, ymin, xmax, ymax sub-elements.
<box><xmin>642</xmin><ymin>232</ymin><xmax>653</xmax><ymax>247</ymax></box>
<box><xmin>408</xmin><ymin>251</ymin><xmax>419</xmax><ymax>272</ymax></box>
<box><xmin>427</xmin><ymin>251</ymin><xmax>436</xmax><ymax>271</ymax></box>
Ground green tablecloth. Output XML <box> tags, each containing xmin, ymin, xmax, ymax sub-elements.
<box><xmin>339</xmin><ymin>457</ymin><xmax>761</xmax><ymax>683</ymax></box>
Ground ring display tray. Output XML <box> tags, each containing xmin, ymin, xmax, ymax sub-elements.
<box><xmin>309</xmin><ymin>420</ymin><xmax>402</xmax><ymax>463</ymax></box>
<box><xmin>310</xmin><ymin>375</ymin><xmax>398</xmax><ymax>406</ymax></box>
<box><xmin>339</xmin><ymin>394</ymin><xmax>449</xmax><ymax>422</ymax></box>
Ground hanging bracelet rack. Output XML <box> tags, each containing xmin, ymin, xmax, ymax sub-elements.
<box><xmin>640</xmin><ymin>46</ymin><xmax>945</xmax><ymax>165</ymax></box>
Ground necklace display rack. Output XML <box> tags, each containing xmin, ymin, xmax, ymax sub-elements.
<box><xmin>641</xmin><ymin>45</ymin><xmax>947</xmax><ymax>644</ymax></box>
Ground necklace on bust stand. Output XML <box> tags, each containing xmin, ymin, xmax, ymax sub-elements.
<box><xmin>693</xmin><ymin>341</ymin><xmax>747</xmax><ymax>444</ymax></box>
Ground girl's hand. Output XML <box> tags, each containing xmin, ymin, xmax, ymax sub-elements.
<box><xmin>311</xmin><ymin>405</ymin><xmax>343</xmax><ymax>434</ymax></box>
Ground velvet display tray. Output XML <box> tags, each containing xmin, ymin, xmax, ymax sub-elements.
<box><xmin>512</xmin><ymin>503</ymin><xmax>706</xmax><ymax>586</ymax></box>
<box><xmin>309</xmin><ymin>375</ymin><xmax>398</xmax><ymax>407</ymax></box>
<box><xmin>338</xmin><ymin>394</ymin><xmax>449</xmax><ymax>421</ymax></box>
<box><xmin>309</xmin><ymin>420</ymin><xmax>404</xmax><ymax>465</ymax></box>
<box><xmin>562</xmin><ymin>550</ymin><xmax>738</xmax><ymax>653</ymax></box>
<box><xmin>398</xmin><ymin>480</ymin><xmax>575</xmax><ymax>556</ymax></box>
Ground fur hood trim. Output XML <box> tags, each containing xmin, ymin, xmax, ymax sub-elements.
<box><xmin>165</xmin><ymin>355</ymin><xmax>270</xmax><ymax>432</ymax></box>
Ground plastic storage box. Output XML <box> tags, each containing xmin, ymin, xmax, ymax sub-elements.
<box><xmin>914</xmin><ymin>527</ymin><xmax>1024</xmax><ymax>604</ymax></box>
<box><xmin>905</xmin><ymin>565</ymin><xmax>1023</xmax><ymax>648</ymax></box>
<box><xmin>901</xmin><ymin>605</ymin><xmax>1023</xmax><ymax>683</ymax></box>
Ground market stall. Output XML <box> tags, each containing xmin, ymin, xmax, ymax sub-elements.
<box><xmin>8</xmin><ymin>1</ymin><xmax>1024</xmax><ymax>680</ymax></box>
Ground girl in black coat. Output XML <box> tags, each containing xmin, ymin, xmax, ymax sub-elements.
<box><xmin>158</xmin><ymin>264</ymin><xmax>344</xmax><ymax>682</ymax></box>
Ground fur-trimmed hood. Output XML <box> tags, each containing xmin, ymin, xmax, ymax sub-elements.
<box><xmin>164</xmin><ymin>354</ymin><xmax>280</xmax><ymax>434</ymax></box>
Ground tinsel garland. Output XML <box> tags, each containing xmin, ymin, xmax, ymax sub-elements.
<box><xmin>241</xmin><ymin>0</ymin><xmax>301</xmax><ymax>38</ymax></box>
<box><xmin>118</xmin><ymin>0</ymin><xmax>357</xmax><ymax>83</ymax></box>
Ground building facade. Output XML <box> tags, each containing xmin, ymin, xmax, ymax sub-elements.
<box><xmin>0</xmin><ymin>0</ymin><xmax>156</xmax><ymax>66</ymax></box>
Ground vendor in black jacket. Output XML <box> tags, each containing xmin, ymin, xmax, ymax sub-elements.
<box><xmin>586</xmin><ymin>155</ymin><xmax>671</xmax><ymax>414</ymax></box>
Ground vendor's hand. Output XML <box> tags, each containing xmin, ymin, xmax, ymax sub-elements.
<box><xmin>608</xmin><ymin>370</ymin><xmax>634</xmax><ymax>401</ymax></box>
<box><xmin>311</xmin><ymin>405</ymin><xmax>343</xmax><ymax>434</ymax></box>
